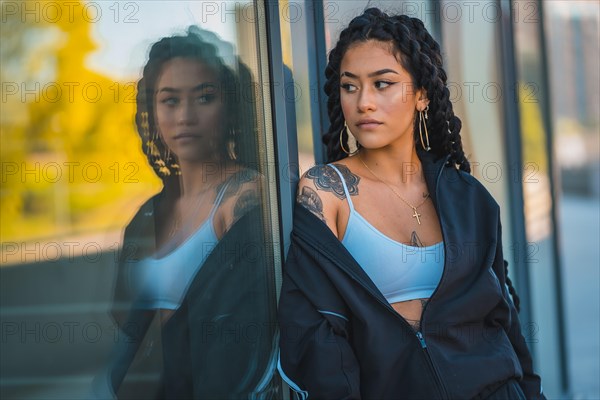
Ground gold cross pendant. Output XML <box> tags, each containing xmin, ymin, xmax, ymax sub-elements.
<box><xmin>412</xmin><ymin>208</ymin><xmax>422</xmax><ymax>225</ymax></box>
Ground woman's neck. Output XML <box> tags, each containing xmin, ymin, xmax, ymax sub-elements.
<box><xmin>177</xmin><ymin>158</ymin><xmax>235</xmax><ymax>198</ymax></box>
<box><xmin>358</xmin><ymin>145</ymin><xmax>424</xmax><ymax>187</ymax></box>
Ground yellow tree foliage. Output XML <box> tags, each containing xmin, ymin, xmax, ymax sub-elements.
<box><xmin>1</xmin><ymin>0</ymin><xmax>160</xmax><ymax>242</ymax></box>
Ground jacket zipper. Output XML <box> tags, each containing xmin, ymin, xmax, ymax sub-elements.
<box><xmin>330</xmin><ymin>270</ymin><xmax>451</xmax><ymax>399</ymax></box>
<box><xmin>415</xmin><ymin>155</ymin><xmax>452</xmax><ymax>399</ymax></box>
<box><xmin>416</xmin><ymin>331</ymin><xmax>449</xmax><ymax>399</ymax></box>
<box><xmin>353</xmin><ymin>156</ymin><xmax>452</xmax><ymax>399</ymax></box>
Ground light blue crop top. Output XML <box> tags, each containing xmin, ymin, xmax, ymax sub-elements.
<box><xmin>328</xmin><ymin>164</ymin><xmax>444</xmax><ymax>304</ymax></box>
<box><xmin>125</xmin><ymin>183</ymin><xmax>229</xmax><ymax>310</ymax></box>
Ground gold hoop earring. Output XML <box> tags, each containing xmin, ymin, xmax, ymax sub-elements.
<box><xmin>419</xmin><ymin>105</ymin><xmax>431</xmax><ymax>152</ymax></box>
<box><xmin>340</xmin><ymin>121</ymin><xmax>359</xmax><ymax>156</ymax></box>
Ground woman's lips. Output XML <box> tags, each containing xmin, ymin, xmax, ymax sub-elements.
<box><xmin>174</xmin><ymin>133</ymin><xmax>201</xmax><ymax>140</ymax></box>
<box><xmin>356</xmin><ymin>119</ymin><xmax>382</xmax><ymax>129</ymax></box>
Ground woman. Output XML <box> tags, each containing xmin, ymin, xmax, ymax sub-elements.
<box><xmin>278</xmin><ymin>8</ymin><xmax>545</xmax><ymax>399</ymax></box>
<box><xmin>105</xmin><ymin>28</ymin><xmax>278</xmax><ymax>399</ymax></box>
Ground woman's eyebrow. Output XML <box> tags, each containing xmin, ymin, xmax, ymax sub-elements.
<box><xmin>156</xmin><ymin>87</ymin><xmax>179</xmax><ymax>94</ymax></box>
<box><xmin>340</xmin><ymin>69</ymin><xmax>399</xmax><ymax>79</ymax></box>
<box><xmin>191</xmin><ymin>82</ymin><xmax>217</xmax><ymax>92</ymax></box>
<box><xmin>157</xmin><ymin>82</ymin><xmax>217</xmax><ymax>94</ymax></box>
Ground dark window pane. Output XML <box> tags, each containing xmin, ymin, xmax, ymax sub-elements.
<box><xmin>1</xmin><ymin>2</ymin><xmax>281</xmax><ymax>398</ymax></box>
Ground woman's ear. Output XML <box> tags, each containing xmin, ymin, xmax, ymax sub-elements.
<box><xmin>416</xmin><ymin>88</ymin><xmax>430</xmax><ymax>111</ymax></box>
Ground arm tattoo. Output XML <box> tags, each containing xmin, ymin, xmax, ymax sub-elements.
<box><xmin>297</xmin><ymin>186</ymin><xmax>326</xmax><ymax>222</ymax></box>
<box><xmin>233</xmin><ymin>189</ymin><xmax>259</xmax><ymax>221</ymax></box>
<box><xmin>305</xmin><ymin>165</ymin><xmax>360</xmax><ymax>199</ymax></box>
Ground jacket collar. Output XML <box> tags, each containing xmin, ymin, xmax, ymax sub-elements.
<box><xmin>417</xmin><ymin>149</ymin><xmax>452</xmax><ymax>211</ymax></box>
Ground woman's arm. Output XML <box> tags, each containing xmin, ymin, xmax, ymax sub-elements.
<box><xmin>278</xmin><ymin>251</ymin><xmax>361</xmax><ymax>399</ymax></box>
<box><xmin>296</xmin><ymin>165</ymin><xmax>347</xmax><ymax>238</ymax></box>
<box><xmin>278</xmin><ymin>165</ymin><xmax>361</xmax><ymax>398</ymax></box>
<box><xmin>215</xmin><ymin>168</ymin><xmax>262</xmax><ymax>238</ymax></box>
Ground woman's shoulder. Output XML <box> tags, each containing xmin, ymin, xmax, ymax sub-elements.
<box><xmin>214</xmin><ymin>166</ymin><xmax>262</xmax><ymax>207</ymax></box>
<box><xmin>298</xmin><ymin>162</ymin><xmax>358</xmax><ymax>196</ymax></box>
<box><xmin>213</xmin><ymin>166</ymin><xmax>263</xmax><ymax>234</ymax></box>
<box><xmin>296</xmin><ymin>163</ymin><xmax>355</xmax><ymax>229</ymax></box>
<box><xmin>218</xmin><ymin>166</ymin><xmax>262</xmax><ymax>192</ymax></box>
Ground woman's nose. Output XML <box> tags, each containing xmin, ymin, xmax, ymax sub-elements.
<box><xmin>357</xmin><ymin>87</ymin><xmax>376</xmax><ymax>112</ymax></box>
<box><xmin>177</xmin><ymin>101</ymin><xmax>198</xmax><ymax>125</ymax></box>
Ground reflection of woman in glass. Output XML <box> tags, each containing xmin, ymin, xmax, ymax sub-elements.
<box><xmin>278</xmin><ymin>8</ymin><xmax>544</xmax><ymax>400</ymax></box>
<box><xmin>105</xmin><ymin>28</ymin><xmax>278</xmax><ymax>399</ymax></box>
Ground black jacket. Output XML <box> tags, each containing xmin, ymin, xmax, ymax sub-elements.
<box><xmin>111</xmin><ymin>201</ymin><xmax>279</xmax><ymax>399</ymax></box>
<box><xmin>278</xmin><ymin>153</ymin><xmax>544</xmax><ymax>399</ymax></box>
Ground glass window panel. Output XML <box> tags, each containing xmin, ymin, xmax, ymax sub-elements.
<box><xmin>543</xmin><ymin>1</ymin><xmax>600</xmax><ymax>398</ymax></box>
<box><xmin>513</xmin><ymin>2</ymin><xmax>565</xmax><ymax>395</ymax></box>
<box><xmin>1</xmin><ymin>1</ymin><xmax>281</xmax><ymax>398</ymax></box>
<box><xmin>278</xmin><ymin>0</ymin><xmax>313</xmax><ymax>173</ymax></box>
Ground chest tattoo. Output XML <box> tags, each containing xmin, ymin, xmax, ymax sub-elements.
<box><xmin>410</xmin><ymin>231</ymin><xmax>424</xmax><ymax>247</ymax></box>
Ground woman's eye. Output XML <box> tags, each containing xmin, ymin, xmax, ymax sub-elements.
<box><xmin>160</xmin><ymin>97</ymin><xmax>178</xmax><ymax>106</ymax></box>
<box><xmin>196</xmin><ymin>94</ymin><xmax>214</xmax><ymax>104</ymax></box>
<box><xmin>341</xmin><ymin>83</ymin><xmax>357</xmax><ymax>93</ymax></box>
<box><xmin>375</xmin><ymin>81</ymin><xmax>393</xmax><ymax>89</ymax></box>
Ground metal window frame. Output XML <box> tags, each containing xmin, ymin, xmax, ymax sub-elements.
<box><xmin>264</xmin><ymin>0</ymin><xmax>299</xmax><ymax>261</ymax></box>
<box><xmin>497</xmin><ymin>0</ymin><xmax>534</xmax><ymax>331</ymax></box>
<box><xmin>309</xmin><ymin>0</ymin><xmax>330</xmax><ymax>165</ymax></box>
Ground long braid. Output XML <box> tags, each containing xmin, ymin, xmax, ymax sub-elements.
<box><xmin>397</xmin><ymin>14</ymin><xmax>470</xmax><ymax>173</ymax></box>
<box><xmin>323</xmin><ymin>40</ymin><xmax>353</xmax><ymax>162</ymax></box>
<box><xmin>504</xmin><ymin>260</ymin><xmax>521</xmax><ymax>312</ymax></box>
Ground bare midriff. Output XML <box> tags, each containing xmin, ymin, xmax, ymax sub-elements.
<box><xmin>392</xmin><ymin>298</ymin><xmax>428</xmax><ymax>330</ymax></box>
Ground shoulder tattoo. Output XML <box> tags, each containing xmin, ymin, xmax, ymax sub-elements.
<box><xmin>297</xmin><ymin>186</ymin><xmax>326</xmax><ymax>222</ymax></box>
<box><xmin>219</xmin><ymin>169</ymin><xmax>258</xmax><ymax>203</ymax></box>
<box><xmin>305</xmin><ymin>164</ymin><xmax>360</xmax><ymax>199</ymax></box>
<box><xmin>233</xmin><ymin>189</ymin><xmax>259</xmax><ymax>221</ymax></box>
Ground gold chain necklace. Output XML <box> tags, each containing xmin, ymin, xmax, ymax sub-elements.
<box><xmin>359</xmin><ymin>154</ymin><xmax>429</xmax><ymax>225</ymax></box>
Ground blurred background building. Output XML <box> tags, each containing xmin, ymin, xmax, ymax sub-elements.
<box><xmin>1</xmin><ymin>1</ymin><xmax>598</xmax><ymax>399</ymax></box>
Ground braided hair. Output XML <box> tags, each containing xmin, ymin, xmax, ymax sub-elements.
<box><xmin>323</xmin><ymin>8</ymin><xmax>469</xmax><ymax>173</ymax></box>
<box><xmin>135</xmin><ymin>27</ymin><xmax>257</xmax><ymax>180</ymax></box>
